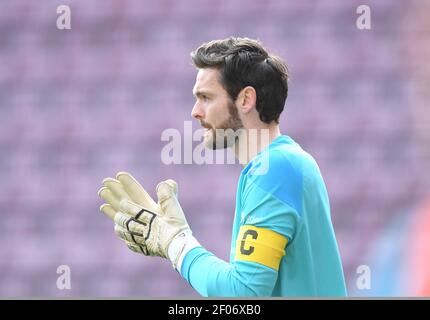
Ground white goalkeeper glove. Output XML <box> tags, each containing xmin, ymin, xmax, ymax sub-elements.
<box><xmin>98</xmin><ymin>172</ymin><xmax>200</xmax><ymax>270</ymax></box>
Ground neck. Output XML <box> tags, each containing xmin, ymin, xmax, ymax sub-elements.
<box><xmin>232</xmin><ymin>125</ymin><xmax>281</xmax><ymax>166</ymax></box>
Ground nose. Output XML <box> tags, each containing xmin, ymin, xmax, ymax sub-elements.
<box><xmin>191</xmin><ymin>101</ymin><xmax>204</xmax><ymax>120</ymax></box>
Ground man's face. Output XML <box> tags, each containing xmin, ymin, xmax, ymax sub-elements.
<box><xmin>191</xmin><ymin>68</ymin><xmax>243</xmax><ymax>149</ymax></box>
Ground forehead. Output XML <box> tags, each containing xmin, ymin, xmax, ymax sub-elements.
<box><xmin>193</xmin><ymin>68</ymin><xmax>224</xmax><ymax>94</ymax></box>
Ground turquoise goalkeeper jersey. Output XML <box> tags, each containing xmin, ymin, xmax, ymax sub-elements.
<box><xmin>180</xmin><ymin>135</ymin><xmax>347</xmax><ymax>297</ymax></box>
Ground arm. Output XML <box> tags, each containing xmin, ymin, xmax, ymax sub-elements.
<box><xmin>98</xmin><ymin>172</ymin><xmax>295</xmax><ymax>297</ymax></box>
<box><xmin>180</xmin><ymin>225</ymin><xmax>288</xmax><ymax>297</ymax></box>
<box><xmin>177</xmin><ymin>171</ymin><xmax>300</xmax><ymax>297</ymax></box>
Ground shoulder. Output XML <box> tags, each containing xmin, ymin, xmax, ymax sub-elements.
<box><xmin>242</xmin><ymin>137</ymin><xmax>322</xmax><ymax>212</ymax></box>
<box><xmin>245</xmin><ymin>137</ymin><xmax>319</xmax><ymax>188</ymax></box>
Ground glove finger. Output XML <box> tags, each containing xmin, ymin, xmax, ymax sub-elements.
<box><xmin>116</xmin><ymin>172</ymin><xmax>159</xmax><ymax>212</ymax></box>
<box><xmin>114</xmin><ymin>224</ymin><xmax>146</xmax><ymax>244</ymax></box>
<box><xmin>162</xmin><ymin>179</ymin><xmax>178</xmax><ymax>196</ymax></box>
<box><xmin>156</xmin><ymin>179</ymin><xmax>181</xmax><ymax>217</ymax></box>
<box><xmin>114</xmin><ymin>211</ymin><xmax>148</xmax><ymax>236</ymax></box>
<box><xmin>125</xmin><ymin>241</ymin><xmax>148</xmax><ymax>255</ymax></box>
<box><xmin>98</xmin><ymin>187</ymin><xmax>121</xmax><ymax>212</ymax></box>
<box><xmin>120</xmin><ymin>199</ymin><xmax>157</xmax><ymax>222</ymax></box>
<box><xmin>100</xmin><ymin>203</ymin><xmax>116</xmax><ymax>220</ymax></box>
<box><xmin>103</xmin><ymin>178</ymin><xmax>131</xmax><ymax>202</ymax></box>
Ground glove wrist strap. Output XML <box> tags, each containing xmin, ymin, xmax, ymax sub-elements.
<box><xmin>168</xmin><ymin>231</ymin><xmax>201</xmax><ymax>272</ymax></box>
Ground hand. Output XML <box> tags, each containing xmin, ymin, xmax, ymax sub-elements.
<box><xmin>98</xmin><ymin>172</ymin><xmax>192</xmax><ymax>259</ymax></box>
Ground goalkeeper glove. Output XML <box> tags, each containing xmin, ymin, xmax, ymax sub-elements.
<box><xmin>98</xmin><ymin>172</ymin><xmax>200</xmax><ymax>270</ymax></box>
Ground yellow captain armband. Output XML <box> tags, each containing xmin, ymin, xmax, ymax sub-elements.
<box><xmin>235</xmin><ymin>225</ymin><xmax>288</xmax><ymax>271</ymax></box>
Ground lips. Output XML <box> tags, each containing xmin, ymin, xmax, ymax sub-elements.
<box><xmin>200</xmin><ymin>121</ymin><xmax>212</xmax><ymax>130</ymax></box>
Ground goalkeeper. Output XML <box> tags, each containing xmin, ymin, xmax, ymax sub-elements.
<box><xmin>98</xmin><ymin>37</ymin><xmax>347</xmax><ymax>297</ymax></box>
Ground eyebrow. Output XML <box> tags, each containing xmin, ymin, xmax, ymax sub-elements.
<box><xmin>193</xmin><ymin>90</ymin><xmax>212</xmax><ymax>98</ymax></box>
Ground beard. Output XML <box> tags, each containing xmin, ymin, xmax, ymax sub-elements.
<box><xmin>202</xmin><ymin>100</ymin><xmax>244</xmax><ymax>150</ymax></box>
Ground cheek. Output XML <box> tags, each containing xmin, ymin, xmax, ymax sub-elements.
<box><xmin>203</xmin><ymin>102</ymin><xmax>216</xmax><ymax>124</ymax></box>
<box><xmin>207</xmin><ymin>100</ymin><xmax>229</xmax><ymax>124</ymax></box>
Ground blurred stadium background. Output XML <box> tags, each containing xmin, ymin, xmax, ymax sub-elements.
<box><xmin>0</xmin><ymin>0</ymin><xmax>429</xmax><ymax>297</ymax></box>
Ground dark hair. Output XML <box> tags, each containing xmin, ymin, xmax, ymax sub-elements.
<box><xmin>191</xmin><ymin>37</ymin><xmax>289</xmax><ymax>124</ymax></box>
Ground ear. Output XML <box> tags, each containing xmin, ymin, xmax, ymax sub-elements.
<box><xmin>236</xmin><ymin>86</ymin><xmax>257</xmax><ymax>114</ymax></box>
